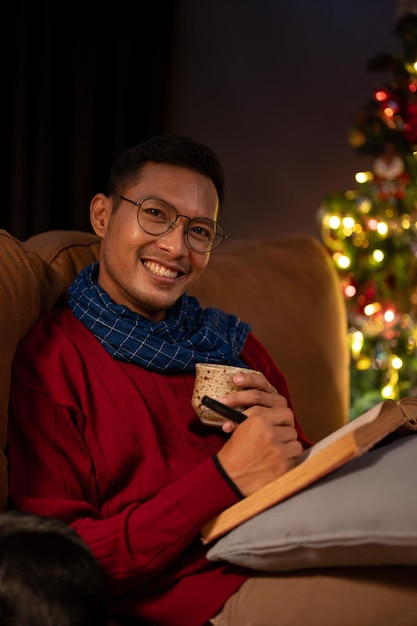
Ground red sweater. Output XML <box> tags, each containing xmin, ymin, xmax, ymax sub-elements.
<box><xmin>7</xmin><ymin>308</ymin><xmax>309</xmax><ymax>626</ymax></box>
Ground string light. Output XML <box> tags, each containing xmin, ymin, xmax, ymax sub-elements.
<box><xmin>319</xmin><ymin>15</ymin><xmax>417</xmax><ymax>418</ymax></box>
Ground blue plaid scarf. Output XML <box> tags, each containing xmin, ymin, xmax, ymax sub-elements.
<box><xmin>68</xmin><ymin>262</ymin><xmax>251</xmax><ymax>373</ymax></box>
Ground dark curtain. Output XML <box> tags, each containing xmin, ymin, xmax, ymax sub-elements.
<box><xmin>3</xmin><ymin>0</ymin><xmax>178</xmax><ymax>240</ymax></box>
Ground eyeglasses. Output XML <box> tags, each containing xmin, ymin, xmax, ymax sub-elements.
<box><xmin>109</xmin><ymin>194</ymin><xmax>227</xmax><ymax>253</ymax></box>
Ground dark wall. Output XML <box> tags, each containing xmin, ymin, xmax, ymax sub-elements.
<box><xmin>165</xmin><ymin>0</ymin><xmax>402</xmax><ymax>241</ymax></box>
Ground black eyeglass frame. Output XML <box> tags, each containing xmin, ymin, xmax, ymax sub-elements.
<box><xmin>108</xmin><ymin>194</ymin><xmax>227</xmax><ymax>254</ymax></box>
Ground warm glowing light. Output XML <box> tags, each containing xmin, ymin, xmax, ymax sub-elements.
<box><xmin>328</xmin><ymin>215</ymin><xmax>341</xmax><ymax>229</ymax></box>
<box><xmin>372</xmin><ymin>249</ymin><xmax>384</xmax><ymax>262</ymax></box>
<box><xmin>351</xmin><ymin>331</ymin><xmax>364</xmax><ymax>357</ymax></box>
<box><xmin>405</xmin><ymin>61</ymin><xmax>417</xmax><ymax>74</ymax></box>
<box><xmin>356</xmin><ymin>357</ymin><xmax>372</xmax><ymax>370</ymax></box>
<box><xmin>364</xmin><ymin>302</ymin><xmax>381</xmax><ymax>316</ymax></box>
<box><xmin>357</xmin><ymin>198</ymin><xmax>372</xmax><ymax>213</ymax></box>
<box><xmin>384</xmin><ymin>309</ymin><xmax>395</xmax><ymax>323</ymax></box>
<box><xmin>401</xmin><ymin>216</ymin><xmax>411</xmax><ymax>229</ymax></box>
<box><xmin>344</xmin><ymin>285</ymin><xmax>356</xmax><ymax>298</ymax></box>
<box><xmin>391</xmin><ymin>356</ymin><xmax>403</xmax><ymax>369</ymax></box>
<box><xmin>375</xmin><ymin>89</ymin><xmax>388</xmax><ymax>101</ymax></box>
<box><xmin>334</xmin><ymin>252</ymin><xmax>350</xmax><ymax>269</ymax></box>
<box><xmin>383</xmin><ymin>106</ymin><xmax>395</xmax><ymax>118</ymax></box>
<box><xmin>376</xmin><ymin>221</ymin><xmax>388</xmax><ymax>235</ymax></box>
<box><xmin>381</xmin><ymin>384</ymin><xmax>395</xmax><ymax>399</ymax></box>
<box><xmin>367</xmin><ymin>218</ymin><xmax>378</xmax><ymax>230</ymax></box>
<box><xmin>355</xmin><ymin>171</ymin><xmax>373</xmax><ymax>183</ymax></box>
<box><xmin>342</xmin><ymin>216</ymin><xmax>355</xmax><ymax>229</ymax></box>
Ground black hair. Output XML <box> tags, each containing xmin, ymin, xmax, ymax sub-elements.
<box><xmin>105</xmin><ymin>134</ymin><xmax>226</xmax><ymax>211</ymax></box>
<box><xmin>0</xmin><ymin>511</ymin><xmax>108</xmax><ymax>626</ymax></box>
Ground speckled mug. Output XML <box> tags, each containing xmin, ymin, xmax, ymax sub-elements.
<box><xmin>192</xmin><ymin>363</ymin><xmax>258</xmax><ymax>426</ymax></box>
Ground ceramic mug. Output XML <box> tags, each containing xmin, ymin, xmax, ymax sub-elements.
<box><xmin>191</xmin><ymin>362</ymin><xmax>258</xmax><ymax>426</ymax></box>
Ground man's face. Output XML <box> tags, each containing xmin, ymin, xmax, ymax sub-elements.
<box><xmin>90</xmin><ymin>162</ymin><xmax>220</xmax><ymax>322</ymax></box>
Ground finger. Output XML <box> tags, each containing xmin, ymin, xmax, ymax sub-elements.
<box><xmin>232</xmin><ymin>370</ymin><xmax>274</xmax><ymax>392</ymax></box>
<box><xmin>274</xmin><ymin>424</ymin><xmax>299</xmax><ymax>443</ymax></box>
<box><xmin>222</xmin><ymin>420</ymin><xmax>238</xmax><ymax>434</ymax></box>
<box><xmin>219</xmin><ymin>387</ymin><xmax>283</xmax><ymax>409</ymax></box>
<box><xmin>285</xmin><ymin>438</ymin><xmax>304</xmax><ymax>459</ymax></box>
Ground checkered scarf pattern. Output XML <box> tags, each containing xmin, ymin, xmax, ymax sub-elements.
<box><xmin>68</xmin><ymin>262</ymin><xmax>251</xmax><ymax>373</ymax></box>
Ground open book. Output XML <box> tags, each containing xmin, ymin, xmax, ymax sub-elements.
<box><xmin>201</xmin><ymin>397</ymin><xmax>417</xmax><ymax>544</ymax></box>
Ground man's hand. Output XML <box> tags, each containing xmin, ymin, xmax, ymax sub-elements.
<box><xmin>216</xmin><ymin>370</ymin><xmax>303</xmax><ymax>496</ymax></box>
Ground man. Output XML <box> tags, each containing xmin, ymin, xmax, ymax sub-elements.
<box><xmin>6</xmin><ymin>133</ymin><xmax>309</xmax><ymax>625</ymax></box>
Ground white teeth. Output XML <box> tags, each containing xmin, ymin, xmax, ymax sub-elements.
<box><xmin>144</xmin><ymin>261</ymin><xmax>178</xmax><ymax>278</ymax></box>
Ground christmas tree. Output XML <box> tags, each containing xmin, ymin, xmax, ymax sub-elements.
<box><xmin>319</xmin><ymin>12</ymin><xmax>417</xmax><ymax>419</ymax></box>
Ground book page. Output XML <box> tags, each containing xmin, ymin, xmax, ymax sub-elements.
<box><xmin>296</xmin><ymin>400</ymin><xmax>392</xmax><ymax>465</ymax></box>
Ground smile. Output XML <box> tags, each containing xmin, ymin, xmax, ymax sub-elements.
<box><xmin>143</xmin><ymin>260</ymin><xmax>180</xmax><ymax>279</ymax></box>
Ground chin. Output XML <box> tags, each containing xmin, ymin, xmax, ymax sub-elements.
<box><xmin>136</xmin><ymin>293</ymin><xmax>178</xmax><ymax>319</ymax></box>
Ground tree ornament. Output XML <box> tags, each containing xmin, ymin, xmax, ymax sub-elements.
<box><xmin>373</xmin><ymin>142</ymin><xmax>405</xmax><ymax>179</ymax></box>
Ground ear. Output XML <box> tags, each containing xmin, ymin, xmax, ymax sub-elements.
<box><xmin>90</xmin><ymin>193</ymin><xmax>112</xmax><ymax>238</ymax></box>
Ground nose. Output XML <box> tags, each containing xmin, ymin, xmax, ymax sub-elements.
<box><xmin>157</xmin><ymin>216</ymin><xmax>190</xmax><ymax>255</ymax></box>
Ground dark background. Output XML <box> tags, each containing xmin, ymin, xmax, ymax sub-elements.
<box><xmin>3</xmin><ymin>0</ymin><xmax>405</xmax><ymax>242</ymax></box>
